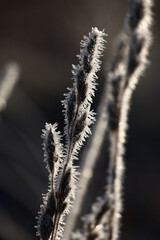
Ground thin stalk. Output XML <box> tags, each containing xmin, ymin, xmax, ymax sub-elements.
<box><xmin>66</xmin><ymin>35</ymin><xmax>128</xmax><ymax>240</ymax></box>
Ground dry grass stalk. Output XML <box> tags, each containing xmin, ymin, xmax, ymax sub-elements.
<box><xmin>36</xmin><ymin>27</ymin><xmax>106</xmax><ymax>240</ymax></box>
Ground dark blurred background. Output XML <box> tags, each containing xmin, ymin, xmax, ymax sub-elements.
<box><xmin>0</xmin><ymin>0</ymin><xmax>159</xmax><ymax>239</ymax></box>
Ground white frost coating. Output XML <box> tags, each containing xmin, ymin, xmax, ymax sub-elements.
<box><xmin>0</xmin><ymin>63</ymin><xmax>20</xmax><ymax>111</ymax></box>
<box><xmin>63</xmin><ymin>28</ymin><xmax>107</xmax><ymax>239</ymax></box>
<box><xmin>62</xmin><ymin>27</ymin><xmax>106</xmax><ymax>135</ymax></box>
<box><xmin>66</xmin><ymin>36</ymin><xmax>128</xmax><ymax>240</ymax></box>
<box><xmin>42</xmin><ymin>123</ymin><xmax>64</xmax><ymax>192</ymax></box>
<box><xmin>52</xmin><ymin>28</ymin><xmax>106</xmax><ymax>240</ymax></box>
<box><xmin>81</xmin><ymin>28</ymin><xmax>106</xmax><ymax>105</ymax></box>
<box><xmin>37</xmin><ymin>28</ymin><xmax>106</xmax><ymax>240</ymax></box>
<box><xmin>62</xmin><ymin>27</ymin><xmax>106</xmax><ymax>233</ymax></box>
<box><xmin>64</xmin><ymin>89</ymin><xmax>108</xmax><ymax>240</ymax></box>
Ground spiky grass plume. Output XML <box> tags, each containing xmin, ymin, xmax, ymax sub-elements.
<box><xmin>37</xmin><ymin>27</ymin><xmax>106</xmax><ymax>240</ymax></box>
<box><xmin>37</xmin><ymin>123</ymin><xmax>63</xmax><ymax>240</ymax></box>
<box><xmin>70</xmin><ymin>34</ymin><xmax>129</xmax><ymax>240</ymax></box>
<box><xmin>72</xmin><ymin>1</ymin><xmax>153</xmax><ymax>240</ymax></box>
<box><xmin>64</xmin><ymin>33</ymin><xmax>128</xmax><ymax>240</ymax></box>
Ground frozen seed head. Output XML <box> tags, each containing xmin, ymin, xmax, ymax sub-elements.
<box><xmin>37</xmin><ymin>192</ymin><xmax>56</xmax><ymax>240</ymax></box>
<box><xmin>75</xmin><ymin>27</ymin><xmax>106</xmax><ymax>106</ymax></box>
<box><xmin>66</xmin><ymin>89</ymin><xmax>76</xmax><ymax>127</ymax></box>
<box><xmin>63</xmin><ymin>28</ymin><xmax>106</xmax><ymax>133</ymax></box>
<box><xmin>45</xmin><ymin>192</ymin><xmax>56</xmax><ymax>217</ymax></box>
<box><xmin>59</xmin><ymin>168</ymin><xmax>71</xmax><ymax>202</ymax></box>
<box><xmin>56</xmin><ymin>29</ymin><xmax>106</xmax><ymax>239</ymax></box>
<box><xmin>39</xmin><ymin>212</ymin><xmax>53</xmax><ymax>240</ymax></box>
<box><xmin>42</xmin><ymin>123</ymin><xmax>63</xmax><ymax>173</ymax></box>
<box><xmin>73</xmin><ymin>112</ymin><xmax>87</xmax><ymax>142</ymax></box>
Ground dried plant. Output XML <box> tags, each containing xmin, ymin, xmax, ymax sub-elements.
<box><xmin>65</xmin><ymin>34</ymin><xmax>129</xmax><ymax>240</ymax></box>
<box><xmin>36</xmin><ymin>27</ymin><xmax>106</xmax><ymax>240</ymax></box>
<box><xmin>37</xmin><ymin>0</ymin><xmax>153</xmax><ymax>239</ymax></box>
